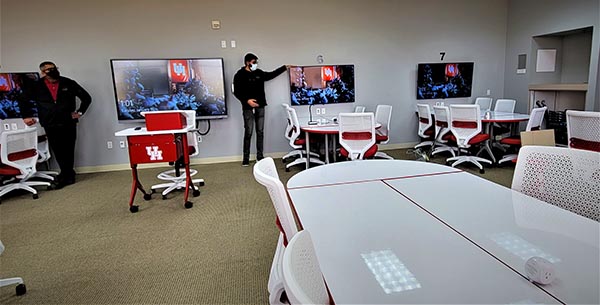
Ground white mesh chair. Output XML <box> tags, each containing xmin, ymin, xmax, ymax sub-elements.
<box><xmin>151</xmin><ymin>110</ymin><xmax>205</xmax><ymax>199</ymax></box>
<box><xmin>566</xmin><ymin>110</ymin><xmax>600</xmax><ymax>152</ymax></box>
<box><xmin>338</xmin><ymin>112</ymin><xmax>377</xmax><ymax>160</ymax></box>
<box><xmin>431</xmin><ymin>105</ymin><xmax>456</xmax><ymax>157</ymax></box>
<box><xmin>354</xmin><ymin>105</ymin><xmax>366</xmax><ymax>113</ymax></box>
<box><xmin>374</xmin><ymin>104</ymin><xmax>393</xmax><ymax>159</ymax></box>
<box><xmin>446</xmin><ymin>104</ymin><xmax>492</xmax><ymax>173</ymax></box>
<box><xmin>285</xmin><ymin>107</ymin><xmax>325</xmax><ymax>171</ymax></box>
<box><xmin>282</xmin><ymin>104</ymin><xmax>320</xmax><ymax>163</ymax></box>
<box><xmin>414</xmin><ymin>104</ymin><xmax>434</xmax><ymax>149</ymax></box>
<box><xmin>253</xmin><ymin>157</ymin><xmax>300</xmax><ymax>305</ymax></box>
<box><xmin>282</xmin><ymin>230</ymin><xmax>330</xmax><ymax>305</ymax></box>
<box><xmin>474</xmin><ymin>97</ymin><xmax>493</xmax><ymax>112</ymax></box>
<box><xmin>512</xmin><ymin>146</ymin><xmax>600</xmax><ymax>221</ymax></box>
<box><xmin>0</xmin><ymin>241</ymin><xmax>26</xmax><ymax>296</ymax></box>
<box><xmin>493</xmin><ymin>99</ymin><xmax>516</xmax><ymax>113</ymax></box>
<box><xmin>34</xmin><ymin>126</ymin><xmax>58</xmax><ymax>181</ymax></box>
<box><xmin>498</xmin><ymin>107</ymin><xmax>547</xmax><ymax>164</ymax></box>
<box><xmin>0</xmin><ymin>127</ymin><xmax>50</xmax><ymax>202</ymax></box>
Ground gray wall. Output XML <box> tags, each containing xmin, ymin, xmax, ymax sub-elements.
<box><xmin>562</xmin><ymin>32</ymin><xmax>593</xmax><ymax>83</ymax></box>
<box><xmin>0</xmin><ymin>0</ymin><xmax>508</xmax><ymax>168</ymax></box>
<box><xmin>504</xmin><ymin>0</ymin><xmax>600</xmax><ymax>113</ymax></box>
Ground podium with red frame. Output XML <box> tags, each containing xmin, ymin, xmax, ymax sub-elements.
<box><xmin>115</xmin><ymin>111</ymin><xmax>196</xmax><ymax>213</ymax></box>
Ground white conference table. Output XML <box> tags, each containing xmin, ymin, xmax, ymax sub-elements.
<box><xmin>286</xmin><ymin>160</ymin><xmax>599</xmax><ymax>304</ymax></box>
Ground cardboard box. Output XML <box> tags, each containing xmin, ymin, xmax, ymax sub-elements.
<box><xmin>520</xmin><ymin>129</ymin><xmax>555</xmax><ymax>147</ymax></box>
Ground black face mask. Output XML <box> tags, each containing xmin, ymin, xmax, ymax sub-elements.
<box><xmin>46</xmin><ymin>68</ymin><xmax>60</xmax><ymax>79</ymax></box>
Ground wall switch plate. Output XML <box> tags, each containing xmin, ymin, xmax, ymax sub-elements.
<box><xmin>316</xmin><ymin>108</ymin><xmax>321</xmax><ymax>115</ymax></box>
<box><xmin>11</xmin><ymin>123</ymin><xmax>18</xmax><ymax>130</ymax></box>
<box><xmin>486</xmin><ymin>89</ymin><xmax>491</xmax><ymax>96</ymax></box>
<box><xmin>107</xmin><ymin>141</ymin><xmax>113</xmax><ymax>149</ymax></box>
<box><xmin>3</xmin><ymin>123</ymin><xmax>9</xmax><ymax>130</ymax></box>
<box><xmin>119</xmin><ymin>141</ymin><xmax>126</xmax><ymax>148</ymax></box>
<box><xmin>221</xmin><ymin>40</ymin><xmax>227</xmax><ymax>48</ymax></box>
<box><xmin>231</xmin><ymin>40</ymin><xmax>236</xmax><ymax>48</ymax></box>
<box><xmin>517</xmin><ymin>69</ymin><xmax>526</xmax><ymax>74</ymax></box>
<box><xmin>211</xmin><ymin>20</ymin><xmax>221</xmax><ymax>30</ymax></box>
<box><xmin>321</xmin><ymin>108</ymin><xmax>326</xmax><ymax>114</ymax></box>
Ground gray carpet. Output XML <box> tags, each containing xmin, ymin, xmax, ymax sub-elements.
<box><xmin>0</xmin><ymin>149</ymin><xmax>515</xmax><ymax>304</ymax></box>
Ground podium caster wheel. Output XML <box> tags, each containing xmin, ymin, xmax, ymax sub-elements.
<box><xmin>198</xmin><ymin>181</ymin><xmax>205</xmax><ymax>187</ymax></box>
<box><xmin>184</xmin><ymin>201</ymin><xmax>193</xmax><ymax>209</ymax></box>
<box><xmin>16</xmin><ymin>283</ymin><xmax>26</xmax><ymax>296</ymax></box>
<box><xmin>129</xmin><ymin>205</ymin><xmax>139</xmax><ymax>213</ymax></box>
<box><xmin>192</xmin><ymin>190</ymin><xmax>200</xmax><ymax>197</ymax></box>
<box><xmin>162</xmin><ymin>195</ymin><xmax>167</xmax><ymax>200</ymax></box>
<box><xmin>143</xmin><ymin>194</ymin><xmax>152</xmax><ymax>201</ymax></box>
<box><xmin>33</xmin><ymin>194</ymin><xmax>39</xmax><ymax>199</ymax></box>
<box><xmin>479</xmin><ymin>169</ymin><xmax>485</xmax><ymax>174</ymax></box>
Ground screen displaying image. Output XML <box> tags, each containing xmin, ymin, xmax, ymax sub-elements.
<box><xmin>289</xmin><ymin>65</ymin><xmax>355</xmax><ymax>105</ymax></box>
<box><xmin>110</xmin><ymin>58</ymin><xmax>227</xmax><ymax>121</ymax></box>
<box><xmin>0</xmin><ymin>72</ymin><xmax>39</xmax><ymax>120</ymax></box>
<box><xmin>416</xmin><ymin>62</ymin><xmax>474</xmax><ymax>100</ymax></box>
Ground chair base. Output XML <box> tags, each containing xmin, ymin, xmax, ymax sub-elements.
<box><xmin>32</xmin><ymin>171</ymin><xmax>58</xmax><ymax>181</ymax></box>
<box><xmin>268</xmin><ymin>234</ymin><xmax>286</xmax><ymax>305</ymax></box>
<box><xmin>0</xmin><ymin>180</ymin><xmax>51</xmax><ymax>199</ymax></box>
<box><xmin>282</xmin><ymin>150</ymin><xmax>319</xmax><ymax>162</ymax></box>
<box><xmin>286</xmin><ymin>156</ymin><xmax>324</xmax><ymax>171</ymax></box>
<box><xmin>414</xmin><ymin>141</ymin><xmax>433</xmax><ymax>149</ymax></box>
<box><xmin>374</xmin><ymin>151</ymin><xmax>393</xmax><ymax>159</ymax></box>
<box><xmin>152</xmin><ymin>169</ymin><xmax>204</xmax><ymax>197</ymax></box>
<box><xmin>498</xmin><ymin>154</ymin><xmax>517</xmax><ymax>164</ymax></box>
<box><xmin>447</xmin><ymin>156</ymin><xmax>492</xmax><ymax>172</ymax></box>
<box><xmin>0</xmin><ymin>277</ymin><xmax>26</xmax><ymax>296</ymax></box>
<box><xmin>431</xmin><ymin>144</ymin><xmax>457</xmax><ymax>157</ymax></box>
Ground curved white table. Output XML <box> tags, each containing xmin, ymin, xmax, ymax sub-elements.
<box><xmin>286</xmin><ymin>160</ymin><xmax>599</xmax><ymax>304</ymax></box>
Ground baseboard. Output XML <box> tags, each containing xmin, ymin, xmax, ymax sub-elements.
<box><xmin>75</xmin><ymin>143</ymin><xmax>418</xmax><ymax>174</ymax></box>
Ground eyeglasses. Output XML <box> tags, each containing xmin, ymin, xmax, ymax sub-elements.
<box><xmin>42</xmin><ymin>67</ymin><xmax>57</xmax><ymax>73</ymax></box>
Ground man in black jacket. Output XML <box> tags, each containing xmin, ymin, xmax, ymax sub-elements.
<box><xmin>21</xmin><ymin>61</ymin><xmax>92</xmax><ymax>189</ymax></box>
<box><xmin>233</xmin><ymin>53</ymin><xmax>288</xmax><ymax>166</ymax></box>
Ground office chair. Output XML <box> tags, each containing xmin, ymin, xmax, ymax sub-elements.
<box><xmin>566</xmin><ymin>110</ymin><xmax>600</xmax><ymax>152</ymax></box>
<box><xmin>374</xmin><ymin>105</ymin><xmax>393</xmax><ymax>159</ymax></box>
<box><xmin>338</xmin><ymin>112</ymin><xmax>378</xmax><ymax>160</ymax></box>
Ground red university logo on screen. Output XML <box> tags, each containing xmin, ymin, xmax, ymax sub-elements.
<box><xmin>321</xmin><ymin>66</ymin><xmax>336</xmax><ymax>82</ymax></box>
<box><xmin>145</xmin><ymin>146</ymin><xmax>163</xmax><ymax>161</ymax></box>
<box><xmin>169</xmin><ymin>60</ymin><xmax>190</xmax><ymax>83</ymax></box>
<box><xmin>445</xmin><ymin>64</ymin><xmax>460</xmax><ymax>77</ymax></box>
<box><xmin>0</xmin><ymin>74</ymin><xmax>13</xmax><ymax>92</ymax></box>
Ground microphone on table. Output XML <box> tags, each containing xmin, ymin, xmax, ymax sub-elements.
<box><xmin>308</xmin><ymin>104</ymin><xmax>318</xmax><ymax>125</ymax></box>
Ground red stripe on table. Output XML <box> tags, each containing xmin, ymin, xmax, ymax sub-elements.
<box><xmin>380</xmin><ymin>180</ymin><xmax>566</xmax><ymax>305</ymax></box>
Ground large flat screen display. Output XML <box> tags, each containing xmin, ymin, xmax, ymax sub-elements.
<box><xmin>110</xmin><ymin>58</ymin><xmax>227</xmax><ymax>121</ymax></box>
<box><xmin>0</xmin><ymin>72</ymin><xmax>39</xmax><ymax>120</ymax></box>
<box><xmin>289</xmin><ymin>65</ymin><xmax>355</xmax><ymax>105</ymax></box>
<box><xmin>417</xmin><ymin>62</ymin><xmax>474</xmax><ymax>100</ymax></box>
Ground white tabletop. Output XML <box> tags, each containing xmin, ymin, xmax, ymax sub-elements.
<box><xmin>483</xmin><ymin>111</ymin><xmax>530</xmax><ymax>122</ymax></box>
<box><xmin>114</xmin><ymin>126</ymin><xmax>193</xmax><ymax>137</ymax></box>
<box><xmin>286</xmin><ymin>160</ymin><xmax>598</xmax><ymax>304</ymax></box>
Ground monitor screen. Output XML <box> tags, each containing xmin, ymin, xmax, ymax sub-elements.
<box><xmin>110</xmin><ymin>58</ymin><xmax>227</xmax><ymax>121</ymax></box>
<box><xmin>289</xmin><ymin>65</ymin><xmax>355</xmax><ymax>105</ymax></box>
<box><xmin>416</xmin><ymin>62</ymin><xmax>474</xmax><ymax>100</ymax></box>
<box><xmin>0</xmin><ymin>72</ymin><xmax>39</xmax><ymax>120</ymax></box>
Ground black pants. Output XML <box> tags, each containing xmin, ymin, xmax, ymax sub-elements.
<box><xmin>242</xmin><ymin>107</ymin><xmax>265</xmax><ymax>160</ymax></box>
<box><xmin>45</xmin><ymin>125</ymin><xmax>77</xmax><ymax>181</ymax></box>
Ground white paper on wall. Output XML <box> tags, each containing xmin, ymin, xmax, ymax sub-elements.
<box><xmin>536</xmin><ymin>49</ymin><xmax>556</xmax><ymax>72</ymax></box>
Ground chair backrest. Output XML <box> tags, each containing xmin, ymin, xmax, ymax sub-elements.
<box><xmin>354</xmin><ymin>105</ymin><xmax>366</xmax><ymax>113</ymax></box>
<box><xmin>512</xmin><ymin>146</ymin><xmax>600</xmax><ymax>221</ymax></box>
<box><xmin>338</xmin><ymin>112</ymin><xmax>376</xmax><ymax>160</ymax></box>
<box><xmin>287</xmin><ymin>107</ymin><xmax>303</xmax><ymax>149</ymax></box>
<box><xmin>525</xmin><ymin>107</ymin><xmax>547</xmax><ymax>131</ymax></box>
<box><xmin>566</xmin><ymin>110</ymin><xmax>600</xmax><ymax>152</ymax></box>
<box><xmin>0</xmin><ymin>127</ymin><xmax>39</xmax><ymax>179</ymax></box>
<box><xmin>182</xmin><ymin>110</ymin><xmax>200</xmax><ymax>157</ymax></box>
<box><xmin>474</xmin><ymin>97</ymin><xmax>492</xmax><ymax>112</ymax></box>
<box><xmin>432</xmin><ymin>105</ymin><xmax>451</xmax><ymax>139</ymax></box>
<box><xmin>253</xmin><ymin>157</ymin><xmax>299</xmax><ymax>242</ymax></box>
<box><xmin>282</xmin><ymin>104</ymin><xmax>293</xmax><ymax>141</ymax></box>
<box><xmin>416</xmin><ymin>104</ymin><xmax>432</xmax><ymax>138</ymax></box>
<box><xmin>448</xmin><ymin>104</ymin><xmax>482</xmax><ymax>147</ymax></box>
<box><xmin>494</xmin><ymin>99</ymin><xmax>516</xmax><ymax>113</ymax></box>
<box><xmin>282</xmin><ymin>230</ymin><xmax>330</xmax><ymax>305</ymax></box>
<box><xmin>375</xmin><ymin>105</ymin><xmax>392</xmax><ymax>144</ymax></box>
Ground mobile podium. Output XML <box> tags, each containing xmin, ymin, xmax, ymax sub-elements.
<box><xmin>115</xmin><ymin>111</ymin><xmax>196</xmax><ymax>213</ymax></box>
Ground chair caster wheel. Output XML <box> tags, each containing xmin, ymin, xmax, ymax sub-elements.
<box><xmin>33</xmin><ymin>194</ymin><xmax>39</xmax><ymax>199</ymax></box>
<box><xmin>162</xmin><ymin>195</ymin><xmax>168</xmax><ymax>200</ymax></box>
<box><xmin>479</xmin><ymin>169</ymin><xmax>485</xmax><ymax>174</ymax></box>
<box><xmin>198</xmin><ymin>181</ymin><xmax>205</xmax><ymax>187</ymax></box>
<box><xmin>446</xmin><ymin>161</ymin><xmax>451</xmax><ymax>166</ymax></box>
<box><xmin>184</xmin><ymin>201</ymin><xmax>193</xmax><ymax>209</ymax></box>
<box><xmin>129</xmin><ymin>205</ymin><xmax>139</xmax><ymax>213</ymax></box>
<box><xmin>150</xmin><ymin>189</ymin><xmax>156</xmax><ymax>194</ymax></box>
<box><xmin>143</xmin><ymin>194</ymin><xmax>152</xmax><ymax>201</ymax></box>
<box><xmin>192</xmin><ymin>190</ymin><xmax>200</xmax><ymax>197</ymax></box>
<box><xmin>16</xmin><ymin>283</ymin><xmax>26</xmax><ymax>296</ymax></box>
<box><xmin>285</xmin><ymin>167</ymin><xmax>290</xmax><ymax>172</ymax></box>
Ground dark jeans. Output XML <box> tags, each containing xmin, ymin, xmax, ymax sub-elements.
<box><xmin>243</xmin><ymin>107</ymin><xmax>265</xmax><ymax>160</ymax></box>
<box><xmin>45</xmin><ymin>125</ymin><xmax>77</xmax><ymax>181</ymax></box>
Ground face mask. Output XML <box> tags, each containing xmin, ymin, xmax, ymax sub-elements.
<box><xmin>250</xmin><ymin>63</ymin><xmax>258</xmax><ymax>71</ymax></box>
<box><xmin>46</xmin><ymin>68</ymin><xmax>60</xmax><ymax>79</ymax></box>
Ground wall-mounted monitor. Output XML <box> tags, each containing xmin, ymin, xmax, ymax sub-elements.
<box><xmin>110</xmin><ymin>58</ymin><xmax>227</xmax><ymax>121</ymax></box>
<box><xmin>416</xmin><ymin>62</ymin><xmax>474</xmax><ymax>99</ymax></box>
<box><xmin>0</xmin><ymin>72</ymin><xmax>39</xmax><ymax>120</ymax></box>
<box><xmin>289</xmin><ymin>65</ymin><xmax>355</xmax><ymax>105</ymax></box>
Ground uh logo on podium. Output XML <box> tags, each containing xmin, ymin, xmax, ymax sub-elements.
<box><xmin>146</xmin><ymin>146</ymin><xmax>163</xmax><ymax>161</ymax></box>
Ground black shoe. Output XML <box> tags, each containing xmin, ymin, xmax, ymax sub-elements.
<box><xmin>242</xmin><ymin>159</ymin><xmax>250</xmax><ymax>167</ymax></box>
<box><xmin>257</xmin><ymin>155</ymin><xmax>264</xmax><ymax>161</ymax></box>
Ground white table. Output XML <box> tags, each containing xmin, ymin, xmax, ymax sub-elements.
<box><xmin>286</xmin><ymin>160</ymin><xmax>599</xmax><ymax>304</ymax></box>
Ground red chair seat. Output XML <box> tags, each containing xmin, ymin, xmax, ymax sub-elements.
<box><xmin>294</xmin><ymin>138</ymin><xmax>306</xmax><ymax>145</ymax></box>
<box><xmin>500</xmin><ymin>136</ymin><xmax>521</xmax><ymax>146</ymax></box>
<box><xmin>448</xmin><ymin>133</ymin><xmax>490</xmax><ymax>145</ymax></box>
<box><xmin>424</xmin><ymin>128</ymin><xmax>435</xmax><ymax>137</ymax></box>
<box><xmin>340</xmin><ymin>144</ymin><xmax>378</xmax><ymax>159</ymax></box>
<box><xmin>375</xmin><ymin>134</ymin><xmax>388</xmax><ymax>143</ymax></box>
<box><xmin>0</xmin><ymin>148</ymin><xmax>38</xmax><ymax>176</ymax></box>
<box><xmin>0</xmin><ymin>164</ymin><xmax>20</xmax><ymax>176</ymax></box>
<box><xmin>570</xmin><ymin>137</ymin><xmax>600</xmax><ymax>152</ymax></box>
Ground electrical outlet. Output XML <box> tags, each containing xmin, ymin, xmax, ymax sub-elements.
<box><xmin>11</xmin><ymin>123</ymin><xmax>18</xmax><ymax>130</ymax></box>
<box><xmin>107</xmin><ymin>141</ymin><xmax>113</xmax><ymax>149</ymax></box>
<box><xmin>3</xmin><ymin>123</ymin><xmax>9</xmax><ymax>130</ymax></box>
<box><xmin>119</xmin><ymin>141</ymin><xmax>126</xmax><ymax>148</ymax></box>
<box><xmin>486</xmin><ymin>89</ymin><xmax>491</xmax><ymax>96</ymax></box>
<box><xmin>316</xmin><ymin>108</ymin><xmax>321</xmax><ymax>115</ymax></box>
<box><xmin>221</xmin><ymin>40</ymin><xmax>227</xmax><ymax>48</ymax></box>
<box><xmin>231</xmin><ymin>40</ymin><xmax>236</xmax><ymax>48</ymax></box>
<box><xmin>321</xmin><ymin>108</ymin><xmax>326</xmax><ymax>115</ymax></box>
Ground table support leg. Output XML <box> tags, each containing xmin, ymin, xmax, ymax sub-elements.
<box><xmin>324</xmin><ymin>134</ymin><xmax>330</xmax><ymax>164</ymax></box>
<box><xmin>305</xmin><ymin>132</ymin><xmax>310</xmax><ymax>169</ymax></box>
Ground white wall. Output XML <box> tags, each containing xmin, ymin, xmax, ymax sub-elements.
<box><xmin>1</xmin><ymin>0</ymin><xmax>508</xmax><ymax>168</ymax></box>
